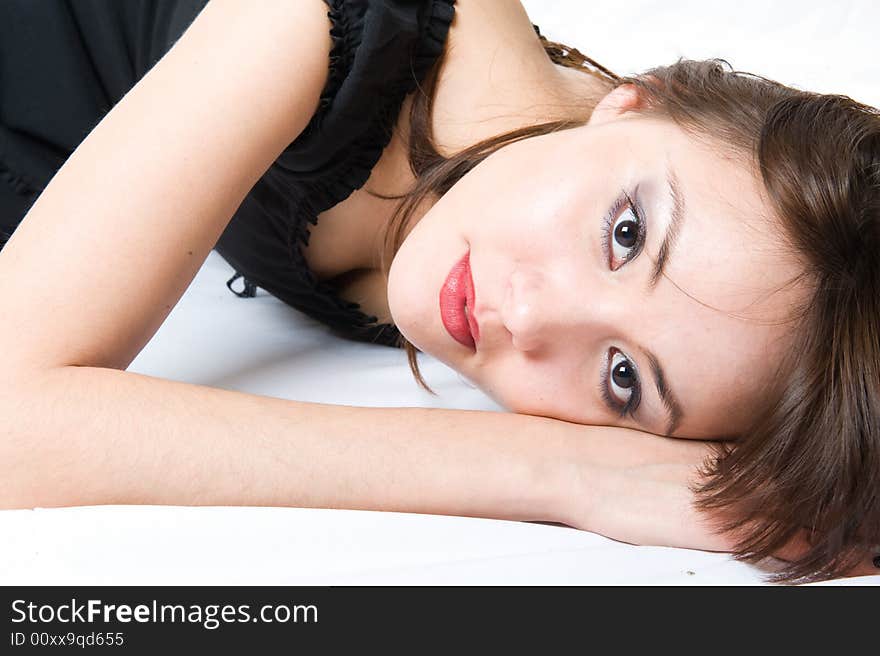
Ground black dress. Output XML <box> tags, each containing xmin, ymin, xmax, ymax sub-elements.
<box><xmin>0</xmin><ymin>0</ymin><xmax>456</xmax><ymax>347</ymax></box>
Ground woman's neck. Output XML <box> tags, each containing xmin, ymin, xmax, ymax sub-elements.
<box><xmin>428</xmin><ymin>0</ymin><xmax>608</xmax><ymax>157</ymax></box>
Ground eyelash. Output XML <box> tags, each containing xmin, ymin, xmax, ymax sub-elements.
<box><xmin>598</xmin><ymin>189</ymin><xmax>647</xmax><ymax>418</ymax></box>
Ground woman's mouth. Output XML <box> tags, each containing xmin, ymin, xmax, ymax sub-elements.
<box><xmin>440</xmin><ymin>251</ymin><xmax>479</xmax><ymax>350</ymax></box>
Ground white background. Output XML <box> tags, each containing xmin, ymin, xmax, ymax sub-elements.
<box><xmin>2</xmin><ymin>0</ymin><xmax>877</xmax><ymax>586</ymax></box>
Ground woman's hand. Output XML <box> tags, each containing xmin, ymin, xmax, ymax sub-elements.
<box><xmin>552</xmin><ymin>424</ymin><xmax>880</xmax><ymax>580</ymax></box>
<box><xmin>553</xmin><ymin>426</ymin><xmax>731</xmax><ymax>551</ymax></box>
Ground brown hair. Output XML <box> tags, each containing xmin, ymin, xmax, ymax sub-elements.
<box><xmin>376</xmin><ymin>33</ymin><xmax>880</xmax><ymax>582</ymax></box>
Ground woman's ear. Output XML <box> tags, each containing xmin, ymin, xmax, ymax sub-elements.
<box><xmin>587</xmin><ymin>83</ymin><xmax>644</xmax><ymax>127</ymax></box>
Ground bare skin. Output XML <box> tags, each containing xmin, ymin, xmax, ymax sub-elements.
<box><xmin>0</xmin><ymin>0</ymin><xmax>874</xmax><ymax>577</ymax></box>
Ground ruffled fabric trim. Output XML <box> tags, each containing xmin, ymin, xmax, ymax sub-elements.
<box><xmin>316</xmin><ymin>0</ymin><xmax>355</xmax><ymax>121</ymax></box>
<box><xmin>246</xmin><ymin>0</ymin><xmax>455</xmax><ymax>347</ymax></box>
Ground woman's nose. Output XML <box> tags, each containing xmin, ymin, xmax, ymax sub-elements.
<box><xmin>500</xmin><ymin>267</ymin><xmax>573</xmax><ymax>352</ymax></box>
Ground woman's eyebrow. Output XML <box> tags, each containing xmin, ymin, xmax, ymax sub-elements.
<box><xmin>647</xmin><ymin>164</ymin><xmax>686</xmax><ymax>290</ymax></box>
<box><xmin>643</xmin><ymin>349</ymin><xmax>685</xmax><ymax>436</ymax></box>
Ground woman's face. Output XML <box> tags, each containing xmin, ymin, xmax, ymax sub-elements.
<box><xmin>387</xmin><ymin>85</ymin><xmax>807</xmax><ymax>439</ymax></box>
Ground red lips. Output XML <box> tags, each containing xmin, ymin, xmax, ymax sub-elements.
<box><xmin>440</xmin><ymin>251</ymin><xmax>479</xmax><ymax>349</ymax></box>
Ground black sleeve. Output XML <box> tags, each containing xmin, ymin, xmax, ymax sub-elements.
<box><xmin>248</xmin><ymin>0</ymin><xmax>455</xmax><ymax>219</ymax></box>
<box><xmin>0</xmin><ymin>0</ymin><xmax>210</xmax><ymax>250</ymax></box>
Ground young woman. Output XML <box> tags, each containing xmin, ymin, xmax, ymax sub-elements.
<box><xmin>0</xmin><ymin>0</ymin><xmax>877</xmax><ymax>582</ymax></box>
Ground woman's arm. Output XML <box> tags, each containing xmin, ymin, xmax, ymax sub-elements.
<box><xmin>5</xmin><ymin>364</ymin><xmax>875</xmax><ymax>576</ymax></box>
<box><xmin>0</xmin><ymin>365</ymin><xmax>563</xmax><ymax>516</ymax></box>
<box><xmin>0</xmin><ymin>0</ymin><xmax>332</xmax><ymax>374</ymax></box>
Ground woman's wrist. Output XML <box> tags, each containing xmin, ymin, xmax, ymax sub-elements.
<box><xmin>513</xmin><ymin>422</ymin><xmax>585</xmax><ymax>526</ymax></box>
<box><xmin>505</xmin><ymin>416</ymin><xmax>606</xmax><ymax>528</ymax></box>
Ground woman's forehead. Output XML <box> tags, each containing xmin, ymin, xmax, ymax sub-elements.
<box><xmin>650</xmin><ymin>151</ymin><xmax>804</xmax><ymax>326</ymax></box>
<box><xmin>644</xmin><ymin>124</ymin><xmax>799</xmax><ymax>294</ymax></box>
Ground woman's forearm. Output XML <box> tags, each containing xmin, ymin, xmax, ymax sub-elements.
<box><xmin>0</xmin><ymin>366</ymin><xmax>567</xmax><ymax>522</ymax></box>
<box><xmin>0</xmin><ymin>362</ymin><xmax>717</xmax><ymax>543</ymax></box>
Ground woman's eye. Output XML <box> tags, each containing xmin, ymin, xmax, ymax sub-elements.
<box><xmin>610</xmin><ymin>205</ymin><xmax>640</xmax><ymax>268</ymax></box>
<box><xmin>601</xmin><ymin>190</ymin><xmax>646</xmax><ymax>271</ymax></box>
<box><xmin>608</xmin><ymin>349</ymin><xmax>637</xmax><ymax>406</ymax></box>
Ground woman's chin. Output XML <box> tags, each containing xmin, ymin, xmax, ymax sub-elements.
<box><xmin>387</xmin><ymin>250</ymin><xmax>435</xmax><ymax>353</ymax></box>
<box><xmin>387</xmin><ymin>268</ymin><xmax>444</xmax><ymax>357</ymax></box>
